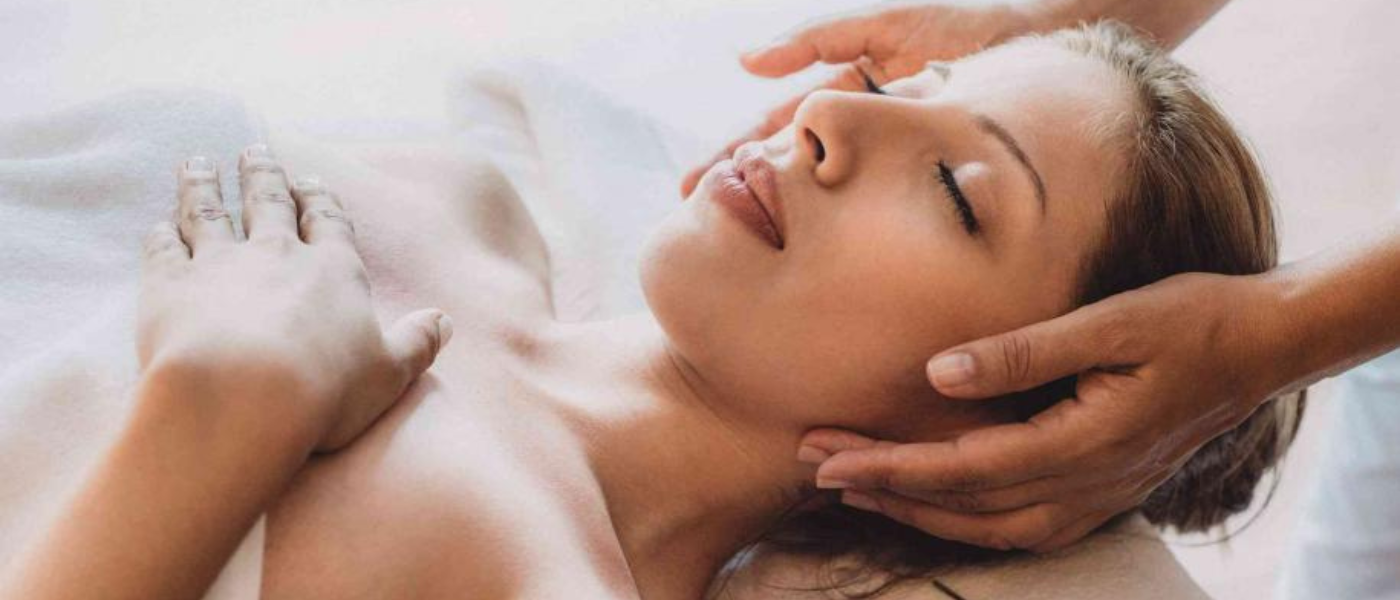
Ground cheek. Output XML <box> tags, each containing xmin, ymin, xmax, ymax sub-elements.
<box><xmin>770</xmin><ymin>209</ymin><xmax>994</xmax><ymax>390</ymax></box>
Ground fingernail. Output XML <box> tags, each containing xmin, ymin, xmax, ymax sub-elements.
<box><xmin>244</xmin><ymin>143</ymin><xmax>272</xmax><ymax>159</ymax></box>
<box><xmin>842</xmin><ymin>490</ymin><xmax>879</xmax><ymax>512</ymax></box>
<box><xmin>436</xmin><ymin>313</ymin><xmax>454</xmax><ymax>348</ymax></box>
<box><xmin>927</xmin><ymin>352</ymin><xmax>975</xmax><ymax>389</ymax></box>
<box><xmin>185</xmin><ymin>156</ymin><xmax>213</xmax><ymax>173</ymax></box>
<box><xmin>816</xmin><ymin>476</ymin><xmax>851</xmax><ymax>490</ymax></box>
<box><xmin>796</xmin><ymin>445</ymin><xmax>831</xmax><ymax>464</ymax></box>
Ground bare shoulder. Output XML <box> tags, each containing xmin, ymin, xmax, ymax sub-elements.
<box><xmin>264</xmin><ymin>130</ymin><xmax>555</xmax><ymax>319</ymax></box>
<box><xmin>719</xmin><ymin>515</ymin><xmax>1210</xmax><ymax>600</ymax></box>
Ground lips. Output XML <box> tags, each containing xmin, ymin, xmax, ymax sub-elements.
<box><xmin>733</xmin><ymin>148</ymin><xmax>786</xmax><ymax>249</ymax></box>
<box><xmin>697</xmin><ymin>140</ymin><xmax>789</xmax><ymax>250</ymax></box>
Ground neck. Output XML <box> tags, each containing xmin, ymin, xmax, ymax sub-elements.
<box><xmin>533</xmin><ymin>314</ymin><xmax>814</xmax><ymax>599</ymax></box>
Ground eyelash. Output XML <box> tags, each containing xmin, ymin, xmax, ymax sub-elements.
<box><xmin>938</xmin><ymin>162</ymin><xmax>980</xmax><ymax>235</ymax></box>
<box><xmin>860</xmin><ymin>69</ymin><xmax>980</xmax><ymax>236</ymax></box>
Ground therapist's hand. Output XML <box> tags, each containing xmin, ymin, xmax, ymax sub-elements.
<box><xmin>797</xmin><ymin>272</ymin><xmax>1288</xmax><ymax>552</ymax></box>
<box><xmin>138</xmin><ymin>146</ymin><xmax>453</xmax><ymax>453</ymax></box>
<box><xmin>679</xmin><ymin>1</ymin><xmax>1038</xmax><ymax>197</ymax></box>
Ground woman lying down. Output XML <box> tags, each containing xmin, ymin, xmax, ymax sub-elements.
<box><xmin>3</xmin><ymin>22</ymin><xmax>1303</xmax><ymax>600</ymax></box>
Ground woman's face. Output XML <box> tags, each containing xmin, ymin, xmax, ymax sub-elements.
<box><xmin>641</xmin><ymin>40</ymin><xmax>1134</xmax><ymax>433</ymax></box>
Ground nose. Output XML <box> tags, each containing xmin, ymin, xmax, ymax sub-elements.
<box><xmin>792</xmin><ymin>89</ymin><xmax>888</xmax><ymax>187</ymax></box>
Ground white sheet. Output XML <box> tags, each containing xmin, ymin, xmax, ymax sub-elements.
<box><xmin>0</xmin><ymin>62</ymin><xmax>694</xmax><ymax>597</ymax></box>
<box><xmin>0</xmin><ymin>89</ymin><xmax>268</xmax><ymax>598</ymax></box>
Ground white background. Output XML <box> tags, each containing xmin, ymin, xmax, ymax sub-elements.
<box><xmin>4</xmin><ymin>0</ymin><xmax>1399</xmax><ymax>597</ymax></box>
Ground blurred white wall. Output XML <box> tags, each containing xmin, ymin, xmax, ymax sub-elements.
<box><xmin>3</xmin><ymin>0</ymin><xmax>1398</xmax><ymax>597</ymax></box>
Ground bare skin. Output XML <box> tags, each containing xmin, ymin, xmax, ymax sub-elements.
<box><xmin>5</xmin><ymin>36</ymin><xmax>1216</xmax><ymax>599</ymax></box>
<box><xmin>258</xmin><ymin>128</ymin><xmax>1208</xmax><ymax>600</ymax></box>
<box><xmin>254</xmin><ymin>136</ymin><xmax>810</xmax><ymax>600</ymax></box>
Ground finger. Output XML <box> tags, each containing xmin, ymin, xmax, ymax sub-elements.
<box><xmin>926</xmin><ymin>300</ymin><xmax>1135</xmax><ymax>399</ymax></box>
<box><xmin>291</xmin><ymin>175</ymin><xmax>354</xmax><ymax>246</ymax></box>
<box><xmin>385</xmin><ymin>309</ymin><xmax>453</xmax><ymax>389</ymax></box>
<box><xmin>755</xmin><ymin>64</ymin><xmax>872</xmax><ymax>134</ymax></box>
<box><xmin>813</xmin><ymin>401</ymin><xmax>1090</xmax><ymax>492</ymax></box>
<box><xmin>238</xmin><ymin>144</ymin><xmax>299</xmax><ymax>242</ymax></box>
<box><xmin>897</xmin><ymin>475</ymin><xmax>1065</xmax><ymax>514</ymax></box>
<box><xmin>1026</xmin><ymin>510</ymin><xmax>1114</xmax><ymax>554</ymax></box>
<box><xmin>797</xmin><ymin>428</ymin><xmax>885</xmax><ymax>463</ymax></box>
<box><xmin>841</xmin><ymin>489</ymin><xmax>1067</xmax><ymax>551</ymax></box>
<box><xmin>177</xmin><ymin>156</ymin><xmax>236</xmax><ymax>253</ymax></box>
<box><xmin>740</xmin><ymin>11</ymin><xmax>887</xmax><ymax>78</ymax></box>
<box><xmin>141</xmin><ymin>220</ymin><xmax>189</xmax><ymax>268</ymax></box>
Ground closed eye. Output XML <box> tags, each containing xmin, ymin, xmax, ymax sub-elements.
<box><xmin>858</xmin><ymin>68</ymin><xmax>978</xmax><ymax>235</ymax></box>
<box><xmin>938</xmin><ymin>162</ymin><xmax>980</xmax><ymax>235</ymax></box>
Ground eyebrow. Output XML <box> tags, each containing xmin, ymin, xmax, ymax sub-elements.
<box><xmin>972</xmin><ymin>114</ymin><xmax>1048</xmax><ymax>214</ymax></box>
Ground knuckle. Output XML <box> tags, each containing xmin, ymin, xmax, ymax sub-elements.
<box><xmin>1098</xmin><ymin>304</ymin><xmax>1144</xmax><ymax>358</ymax></box>
<box><xmin>240</xmin><ymin>162</ymin><xmax>286</xmax><ymax>177</ymax></box>
<box><xmin>998</xmin><ymin>333</ymin><xmax>1034</xmax><ymax>388</ymax></box>
<box><xmin>300</xmin><ymin>207</ymin><xmax>353</xmax><ymax>229</ymax></box>
<box><xmin>875</xmin><ymin>448</ymin><xmax>917</xmax><ymax>490</ymax></box>
<box><xmin>250</xmin><ymin>189</ymin><xmax>295</xmax><ymax>206</ymax></box>
<box><xmin>875</xmin><ymin>468</ymin><xmax>898</xmax><ymax>491</ymax></box>
<box><xmin>190</xmin><ymin>204</ymin><xmax>231</xmax><ymax>223</ymax></box>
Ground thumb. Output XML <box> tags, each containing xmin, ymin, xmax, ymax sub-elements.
<box><xmin>740</xmin><ymin>13</ymin><xmax>880</xmax><ymax>78</ymax></box>
<box><xmin>385</xmin><ymin>308</ymin><xmax>453</xmax><ymax>387</ymax></box>
<box><xmin>928</xmin><ymin>305</ymin><xmax>1116</xmax><ymax>399</ymax></box>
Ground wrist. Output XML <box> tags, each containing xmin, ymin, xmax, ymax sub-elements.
<box><xmin>1241</xmin><ymin>269</ymin><xmax>1315</xmax><ymax>400</ymax></box>
<box><xmin>138</xmin><ymin>353</ymin><xmax>322</xmax><ymax>462</ymax></box>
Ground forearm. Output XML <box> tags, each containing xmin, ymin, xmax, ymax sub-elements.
<box><xmin>1026</xmin><ymin>0</ymin><xmax>1233</xmax><ymax>49</ymax></box>
<box><xmin>1</xmin><ymin>360</ymin><xmax>317</xmax><ymax>599</ymax></box>
<box><xmin>1263</xmin><ymin>217</ymin><xmax>1400</xmax><ymax>398</ymax></box>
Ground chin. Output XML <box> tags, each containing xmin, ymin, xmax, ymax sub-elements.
<box><xmin>640</xmin><ymin>208</ymin><xmax>761</xmax><ymax>368</ymax></box>
<box><xmin>639</xmin><ymin>210</ymin><xmax>716</xmax><ymax>355</ymax></box>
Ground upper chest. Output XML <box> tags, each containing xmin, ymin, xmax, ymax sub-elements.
<box><xmin>260</xmin><ymin>362</ymin><xmax>633</xmax><ymax>599</ymax></box>
<box><xmin>258</xmin><ymin>135</ymin><xmax>640</xmax><ymax>598</ymax></box>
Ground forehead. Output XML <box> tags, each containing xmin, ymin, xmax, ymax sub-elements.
<box><xmin>944</xmin><ymin>40</ymin><xmax>1133</xmax><ymax>201</ymax></box>
<box><xmin>928</xmin><ymin>40</ymin><xmax>1136</xmax><ymax>307</ymax></box>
